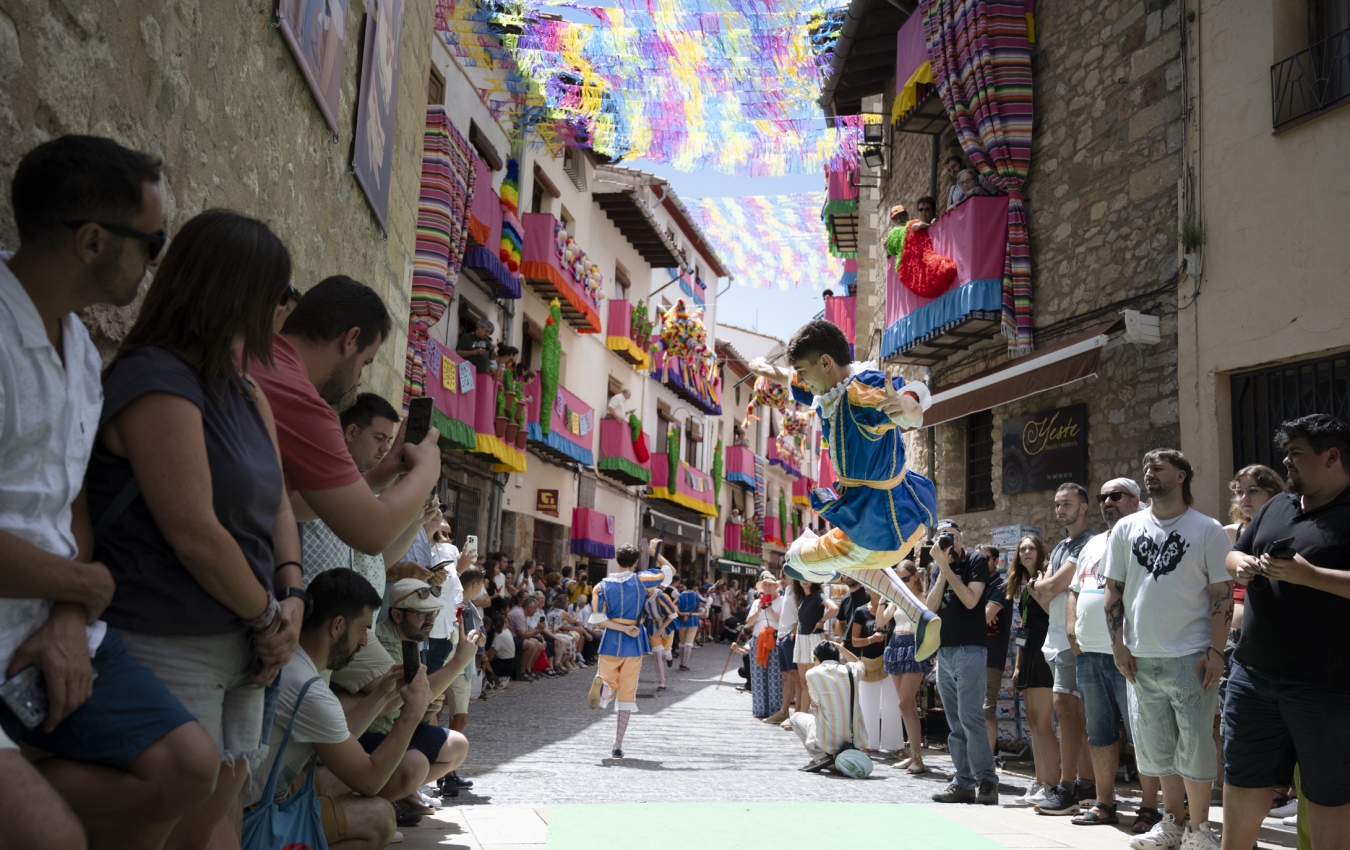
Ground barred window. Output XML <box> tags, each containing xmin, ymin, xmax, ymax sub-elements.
<box><xmin>965</xmin><ymin>411</ymin><xmax>995</xmax><ymax>512</ymax></box>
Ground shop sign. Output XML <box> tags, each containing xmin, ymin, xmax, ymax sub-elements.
<box><xmin>536</xmin><ymin>489</ymin><xmax>559</xmax><ymax>517</ymax></box>
<box><xmin>1001</xmin><ymin>404</ymin><xmax>1089</xmax><ymax>495</ymax></box>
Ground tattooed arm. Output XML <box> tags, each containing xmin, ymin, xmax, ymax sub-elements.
<box><xmin>1104</xmin><ymin>578</ymin><xmax>1135</xmax><ymax>683</ymax></box>
<box><xmin>1197</xmin><ymin>580</ymin><xmax>1234</xmax><ymax>690</ymax></box>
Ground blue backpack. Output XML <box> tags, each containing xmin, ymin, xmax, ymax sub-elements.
<box><xmin>242</xmin><ymin>677</ymin><xmax>328</xmax><ymax>850</ymax></box>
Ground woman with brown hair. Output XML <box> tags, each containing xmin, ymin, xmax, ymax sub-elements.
<box><xmin>882</xmin><ymin>559</ymin><xmax>933</xmax><ymax>773</ymax></box>
<box><xmin>86</xmin><ymin>210</ymin><xmax>304</xmax><ymax>848</ymax></box>
<box><xmin>1006</xmin><ymin>535</ymin><xmax>1060</xmax><ymax>808</ymax></box>
<box><xmin>1224</xmin><ymin>464</ymin><xmax>1283</xmax><ymax>631</ymax></box>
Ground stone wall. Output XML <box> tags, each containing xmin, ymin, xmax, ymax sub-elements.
<box><xmin>862</xmin><ymin>0</ymin><xmax>1188</xmax><ymax>540</ymax></box>
<box><xmin>0</xmin><ymin>0</ymin><xmax>437</xmax><ymax>403</ymax></box>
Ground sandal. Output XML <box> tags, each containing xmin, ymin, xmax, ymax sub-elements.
<box><xmin>1072</xmin><ymin>802</ymin><xmax>1119</xmax><ymax>826</ymax></box>
<box><xmin>1131</xmin><ymin>806</ymin><xmax>1162</xmax><ymax>835</ymax></box>
<box><xmin>906</xmin><ymin>759</ymin><xmax>928</xmax><ymax>775</ymax></box>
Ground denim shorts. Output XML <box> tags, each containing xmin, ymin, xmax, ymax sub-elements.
<box><xmin>359</xmin><ymin>721</ymin><xmax>449</xmax><ymax>764</ymax></box>
<box><xmin>116</xmin><ymin>627</ymin><xmax>265</xmax><ymax>767</ymax></box>
<box><xmin>776</xmin><ymin>634</ymin><xmax>795</xmax><ymax>673</ymax></box>
<box><xmin>1127</xmin><ymin>652</ymin><xmax>1220</xmax><ymax>782</ymax></box>
<box><xmin>1224</xmin><ymin>661</ymin><xmax>1350</xmax><ymax>807</ymax></box>
<box><xmin>1077</xmin><ymin>651</ymin><xmax>1131</xmax><ymax>747</ymax></box>
<box><xmin>1044</xmin><ymin>646</ymin><xmax>1080</xmax><ymax>697</ymax></box>
<box><xmin>0</xmin><ymin>630</ymin><xmax>196</xmax><ymax>770</ymax></box>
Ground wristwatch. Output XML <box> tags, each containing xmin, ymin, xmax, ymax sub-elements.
<box><xmin>277</xmin><ymin>586</ymin><xmax>312</xmax><ymax>621</ymax></box>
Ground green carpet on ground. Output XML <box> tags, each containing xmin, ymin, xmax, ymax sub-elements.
<box><xmin>546</xmin><ymin>803</ymin><xmax>1008</xmax><ymax>849</ymax></box>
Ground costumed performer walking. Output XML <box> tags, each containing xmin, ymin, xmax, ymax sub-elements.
<box><xmin>586</xmin><ymin>539</ymin><xmax>674</xmax><ymax>757</ymax></box>
<box><xmin>747</xmin><ymin>319</ymin><xmax>942</xmax><ymax>660</ymax></box>
<box><xmin>645</xmin><ymin>578</ymin><xmax>679</xmax><ymax>691</ymax></box>
<box><xmin>675</xmin><ymin>580</ymin><xmax>707</xmax><ymax>670</ymax></box>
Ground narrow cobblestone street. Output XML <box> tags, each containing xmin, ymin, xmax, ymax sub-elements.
<box><xmin>398</xmin><ymin>645</ymin><xmax>1299</xmax><ymax>849</ymax></box>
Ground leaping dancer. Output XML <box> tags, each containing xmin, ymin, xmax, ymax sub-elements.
<box><xmin>747</xmin><ymin>319</ymin><xmax>942</xmax><ymax>660</ymax></box>
<box><xmin>587</xmin><ymin>539</ymin><xmax>674</xmax><ymax>757</ymax></box>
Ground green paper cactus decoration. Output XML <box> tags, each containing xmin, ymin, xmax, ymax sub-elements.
<box><xmin>711</xmin><ymin>438</ymin><xmax>723</xmax><ymax>510</ymax></box>
<box><xmin>628</xmin><ymin>413</ymin><xmax>642</xmax><ymax>442</ymax></box>
<box><xmin>495</xmin><ymin>384</ymin><xmax>506</xmax><ymax>418</ymax></box>
<box><xmin>631</xmin><ymin>299</ymin><xmax>646</xmax><ymax>337</ymax></box>
<box><xmin>666</xmin><ymin>425</ymin><xmax>679</xmax><ymax>487</ymax></box>
<box><xmin>778</xmin><ymin>491</ymin><xmax>788</xmax><ymax>543</ymax></box>
<box><xmin>515</xmin><ymin>395</ymin><xmax>526</xmax><ymax>427</ymax></box>
<box><xmin>539</xmin><ymin>299</ymin><xmax>562</xmax><ymax>435</ymax></box>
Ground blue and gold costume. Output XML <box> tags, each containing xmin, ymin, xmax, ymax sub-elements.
<box><xmin>785</xmin><ymin>363</ymin><xmax>942</xmax><ymax>660</ymax></box>
<box><xmin>675</xmin><ymin>590</ymin><xmax>703</xmax><ymax>629</ymax></box>
<box><xmin>595</xmin><ymin>568</ymin><xmax>665</xmax><ymax>657</ymax></box>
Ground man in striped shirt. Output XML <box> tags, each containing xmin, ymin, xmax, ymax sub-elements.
<box><xmin>790</xmin><ymin>641</ymin><xmax>867</xmax><ymax>766</ymax></box>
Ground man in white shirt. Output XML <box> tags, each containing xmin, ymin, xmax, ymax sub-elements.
<box><xmin>1064</xmin><ymin>478</ymin><xmax>1162</xmax><ymax>828</ymax></box>
<box><xmin>606</xmin><ymin>388</ymin><xmax>632</xmax><ymax>421</ymax></box>
<box><xmin>0</xmin><ymin>136</ymin><xmax>220</xmax><ymax>850</ymax></box>
<box><xmin>790</xmin><ymin>641</ymin><xmax>867</xmax><ymax>768</ymax></box>
<box><xmin>245</xmin><ymin>568</ymin><xmax>433</xmax><ymax>848</ymax></box>
<box><xmin>1105</xmin><ymin>450</ymin><xmax>1233</xmax><ymax>850</ymax></box>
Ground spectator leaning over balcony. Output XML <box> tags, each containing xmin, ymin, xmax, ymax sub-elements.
<box><xmin>0</xmin><ymin>135</ymin><xmax>219</xmax><ymax>850</ymax></box>
<box><xmin>606</xmin><ymin>387</ymin><xmax>633</xmax><ymax>421</ymax></box>
<box><xmin>1027</xmin><ymin>484</ymin><xmax>1097</xmax><ymax>816</ymax></box>
<box><xmin>1065</xmin><ymin>478</ymin><xmax>1162</xmax><ymax>832</ymax></box>
<box><xmin>88</xmin><ymin>210</ymin><xmax>313</xmax><ymax>848</ymax></box>
<box><xmin>1104</xmin><ymin>449</ymin><xmax>1233</xmax><ymax>850</ymax></box>
<box><xmin>1223</xmin><ymin>415</ymin><xmax>1350</xmax><ymax>850</ymax></box>
<box><xmin>455</xmin><ymin>319</ymin><xmax>494</xmax><ymax>374</ymax></box>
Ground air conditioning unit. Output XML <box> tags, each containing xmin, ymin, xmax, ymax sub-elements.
<box><xmin>1122</xmin><ymin>310</ymin><xmax>1161</xmax><ymax>345</ymax></box>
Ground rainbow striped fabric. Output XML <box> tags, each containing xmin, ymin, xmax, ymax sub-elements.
<box><xmin>922</xmin><ymin>0</ymin><xmax>1035</xmax><ymax>356</ymax></box>
<box><xmin>404</xmin><ymin>107</ymin><xmax>477</xmax><ymax>407</ymax></box>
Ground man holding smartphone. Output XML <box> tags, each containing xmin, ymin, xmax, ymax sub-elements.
<box><xmin>925</xmin><ymin>519</ymin><xmax>997</xmax><ymax>805</ymax></box>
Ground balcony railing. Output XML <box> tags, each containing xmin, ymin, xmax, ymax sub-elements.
<box><xmin>725</xmin><ymin>445</ymin><xmax>759</xmax><ymax>489</ymax></box>
<box><xmin>1272</xmin><ymin>27</ymin><xmax>1350</xmax><ymax>131</ymax></box>
<box><xmin>722</xmin><ymin>523</ymin><xmax>762</xmax><ymax>566</ymax></box>
<box><xmin>463</xmin><ymin>158</ymin><xmax>522</xmax><ymax>299</ymax></box>
<box><xmin>881</xmin><ymin>195</ymin><xmax>1007</xmax><ymax>366</ymax></box>
<box><xmin>524</xmin><ymin>375</ymin><xmax>596</xmax><ymax>468</ymax></box>
<box><xmin>649</xmin><ymin>453</ymin><xmax>718</xmax><ymax>517</ymax></box>
<box><xmin>650</xmin><ymin>350</ymin><xmax>722</xmax><ymax>415</ymax></box>
<box><xmin>520</xmin><ymin>212</ymin><xmax>604</xmax><ymax>333</ymax></box>
<box><xmin>598</xmin><ymin>417</ymin><xmax>650</xmax><ymax>486</ymax></box>
<box><xmin>604</xmin><ymin>299</ymin><xmax>652</xmax><ymax>370</ymax></box>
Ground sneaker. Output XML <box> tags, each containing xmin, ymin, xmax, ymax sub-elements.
<box><xmin>611</xmin><ymin>748</ymin><xmax>624</xmax><ymax>758</ymax></box>
<box><xmin>587</xmin><ymin>674</ymin><xmax>603</xmax><ymax>710</ymax></box>
<box><xmin>1283</xmin><ymin>814</ymin><xmax>1298</xmax><ymax>826</ymax></box>
<box><xmin>390</xmin><ymin>831</ymin><xmax>404</xmax><ymax>844</ymax></box>
<box><xmin>1035</xmin><ymin>783</ymin><xmax>1080</xmax><ymax>816</ymax></box>
<box><xmin>932</xmin><ymin>783</ymin><xmax>977</xmax><ymax>804</ymax></box>
<box><xmin>1269</xmin><ymin>800</ymin><xmax>1299</xmax><ymax>818</ymax></box>
<box><xmin>1179</xmin><ymin>823</ymin><xmax>1221</xmax><ymax>850</ymax></box>
<box><xmin>1005</xmin><ymin>781</ymin><xmax>1051</xmax><ymax>808</ymax></box>
<box><xmin>448</xmin><ymin>772</ymin><xmax>473</xmax><ymax>789</ymax></box>
<box><xmin>975</xmin><ymin>779</ymin><xmax>999</xmax><ymax>805</ymax></box>
<box><xmin>1129</xmin><ymin>812</ymin><xmax>1184</xmax><ymax>850</ymax></box>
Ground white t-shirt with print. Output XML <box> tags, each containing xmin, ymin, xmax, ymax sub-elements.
<box><xmin>1103</xmin><ymin>508</ymin><xmax>1232</xmax><ymax>658</ymax></box>
<box><xmin>244</xmin><ymin>646</ymin><xmax>349</xmax><ymax>807</ymax></box>
<box><xmin>1069</xmin><ymin>532</ymin><xmax>1113</xmax><ymax>654</ymax></box>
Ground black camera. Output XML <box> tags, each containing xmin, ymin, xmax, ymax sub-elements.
<box><xmin>937</xmin><ymin>532</ymin><xmax>954</xmax><ymax>551</ymax></box>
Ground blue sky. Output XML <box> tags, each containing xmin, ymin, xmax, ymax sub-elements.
<box><xmin>629</xmin><ymin>158</ymin><xmax>833</xmax><ymax>343</ymax></box>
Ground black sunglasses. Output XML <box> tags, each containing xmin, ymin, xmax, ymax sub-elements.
<box><xmin>393</xmin><ymin>585</ymin><xmax>443</xmax><ymax>606</ymax></box>
<box><xmin>65</xmin><ymin>220</ymin><xmax>168</xmax><ymax>260</ymax></box>
<box><xmin>1097</xmin><ymin>491</ymin><xmax>1130</xmax><ymax>503</ymax></box>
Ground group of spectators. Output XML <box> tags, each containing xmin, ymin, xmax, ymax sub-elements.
<box><xmin>735</xmin><ymin>424</ymin><xmax>1350</xmax><ymax>850</ymax></box>
<box><xmin>0</xmin><ymin>133</ymin><xmax>520</xmax><ymax>850</ymax></box>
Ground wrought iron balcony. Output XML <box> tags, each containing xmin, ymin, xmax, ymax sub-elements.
<box><xmin>1272</xmin><ymin>27</ymin><xmax>1350</xmax><ymax>131</ymax></box>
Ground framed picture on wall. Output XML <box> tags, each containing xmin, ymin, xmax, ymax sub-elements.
<box><xmin>351</xmin><ymin>0</ymin><xmax>406</xmax><ymax>232</ymax></box>
<box><xmin>275</xmin><ymin>0</ymin><xmax>350</xmax><ymax>136</ymax></box>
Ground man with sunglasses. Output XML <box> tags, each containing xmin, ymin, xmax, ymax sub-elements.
<box><xmin>1064</xmin><ymin>479</ymin><xmax>1163</xmax><ymax>832</ymax></box>
<box><xmin>355</xmin><ymin>578</ymin><xmax>483</xmax><ymax>819</ymax></box>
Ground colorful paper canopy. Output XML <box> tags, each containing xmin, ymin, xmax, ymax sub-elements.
<box><xmin>686</xmin><ymin>192</ymin><xmax>845</xmax><ymax>289</ymax></box>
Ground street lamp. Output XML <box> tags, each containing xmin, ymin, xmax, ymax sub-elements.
<box><xmin>862</xmin><ymin>144</ymin><xmax>885</xmax><ymax>170</ymax></box>
<box><xmin>863</xmin><ymin>121</ymin><xmax>884</xmax><ymax>145</ymax></box>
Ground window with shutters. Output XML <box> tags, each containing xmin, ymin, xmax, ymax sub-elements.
<box><xmin>964</xmin><ymin>411</ymin><xmax>995</xmax><ymax>512</ymax></box>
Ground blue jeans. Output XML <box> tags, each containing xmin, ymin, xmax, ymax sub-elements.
<box><xmin>1077</xmin><ymin>651</ymin><xmax>1130</xmax><ymax>747</ymax></box>
<box><xmin>936</xmin><ymin>644</ymin><xmax>996</xmax><ymax>787</ymax></box>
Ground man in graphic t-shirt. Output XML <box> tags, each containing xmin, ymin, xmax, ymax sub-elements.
<box><xmin>1064</xmin><ymin>478</ymin><xmax>1162</xmax><ymax>828</ymax></box>
<box><xmin>1104</xmin><ymin>450</ymin><xmax>1233</xmax><ymax>849</ymax></box>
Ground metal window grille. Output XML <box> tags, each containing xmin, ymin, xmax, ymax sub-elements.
<box><xmin>1271</xmin><ymin>25</ymin><xmax>1350</xmax><ymax>130</ymax></box>
<box><xmin>1231</xmin><ymin>353</ymin><xmax>1350</xmax><ymax>471</ymax></box>
<box><xmin>444</xmin><ymin>484</ymin><xmax>480</xmax><ymax>545</ymax></box>
<box><xmin>964</xmin><ymin>411</ymin><xmax>995</xmax><ymax>512</ymax></box>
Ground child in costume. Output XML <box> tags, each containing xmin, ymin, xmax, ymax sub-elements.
<box><xmin>587</xmin><ymin>539</ymin><xmax>674</xmax><ymax>757</ymax></box>
<box><xmin>645</xmin><ymin>584</ymin><xmax>678</xmax><ymax>691</ymax></box>
<box><xmin>674</xmin><ymin>583</ymin><xmax>706</xmax><ymax>670</ymax></box>
<box><xmin>748</xmin><ymin>319</ymin><xmax>942</xmax><ymax>661</ymax></box>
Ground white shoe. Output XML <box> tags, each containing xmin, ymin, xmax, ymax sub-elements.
<box><xmin>1180</xmin><ymin>823</ymin><xmax>1221</xmax><ymax>850</ymax></box>
<box><xmin>1004</xmin><ymin>781</ymin><xmax>1051</xmax><ymax>808</ymax></box>
<box><xmin>416</xmin><ymin>790</ymin><xmax>446</xmax><ymax>808</ymax></box>
<box><xmin>389</xmin><ymin>831</ymin><xmax>404</xmax><ymax>843</ymax></box>
<box><xmin>1283</xmin><ymin>814</ymin><xmax>1298</xmax><ymax>826</ymax></box>
<box><xmin>1130</xmin><ymin>812</ymin><xmax>1185</xmax><ymax>850</ymax></box>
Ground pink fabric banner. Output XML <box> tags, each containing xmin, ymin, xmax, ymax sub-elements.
<box><xmin>724</xmin><ymin>523</ymin><xmax>743</xmax><ymax>552</ymax></box>
<box><xmin>470</xmin><ymin>157</ymin><xmax>502</xmax><ymax>249</ymax></box>
<box><xmin>599</xmin><ymin>417</ymin><xmax>645</xmax><ymax>468</ymax></box>
<box><xmin>424</xmin><ymin>339</ymin><xmax>476</xmax><ymax>426</ymax></box>
<box><xmin>896</xmin><ymin>10</ymin><xmax>929</xmax><ymax>88</ymax></box>
<box><xmin>884</xmin><ymin>195</ymin><xmax>1009</xmax><ymax>326</ymax></box>
<box><xmin>649</xmin><ymin>454</ymin><xmax>716</xmax><ymax>509</ymax></box>
<box><xmin>764</xmin><ymin>516</ymin><xmax>783</xmax><ymax>544</ymax></box>
<box><xmin>826</xmin><ymin>167</ymin><xmax>858</xmax><ymax>202</ymax></box>
<box><xmin>824</xmin><ymin>295</ymin><xmax>856</xmax><ymax>345</ymax></box>
<box><xmin>524</xmin><ymin>375</ymin><xmax>594</xmax><ymax>454</ymax></box>
<box><xmin>607</xmin><ymin>298</ymin><xmax>633</xmax><ymax>339</ymax></box>
<box><xmin>725</xmin><ymin>445</ymin><xmax>756</xmax><ymax>479</ymax></box>
<box><xmin>570</xmin><ymin>507</ymin><xmax>615</xmax><ymax>547</ymax></box>
<box><xmin>474</xmin><ymin>372</ymin><xmax>499</xmax><ymax>435</ymax></box>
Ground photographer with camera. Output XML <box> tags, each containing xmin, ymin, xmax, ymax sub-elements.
<box><xmin>925</xmin><ymin>520</ymin><xmax>998</xmax><ymax>805</ymax></box>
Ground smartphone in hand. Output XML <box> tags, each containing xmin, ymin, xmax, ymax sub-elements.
<box><xmin>401</xmin><ymin>641</ymin><xmax>421</xmax><ymax>684</ymax></box>
<box><xmin>405</xmin><ymin>397</ymin><xmax>434</xmax><ymax>446</ymax></box>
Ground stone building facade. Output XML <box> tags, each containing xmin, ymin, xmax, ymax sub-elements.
<box><xmin>0</xmin><ymin>0</ymin><xmax>440</xmax><ymax>403</ymax></box>
<box><xmin>848</xmin><ymin>0</ymin><xmax>1189</xmax><ymax>540</ymax></box>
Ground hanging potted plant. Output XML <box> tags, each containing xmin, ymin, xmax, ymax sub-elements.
<box><xmin>515</xmin><ymin>398</ymin><xmax>528</xmax><ymax>450</ymax></box>
<box><xmin>503</xmin><ymin>370</ymin><xmax>518</xmax><ymax>416</ymax></box>
<box><xmin>1179</xmin><ymin>216</ymin><xmax>1205</xmax><ymax>277</ymax></box>
<box><xmin>494</xmin><ymin>384</ymin><xmax>508</xmax><ymax>439</ymax></box>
